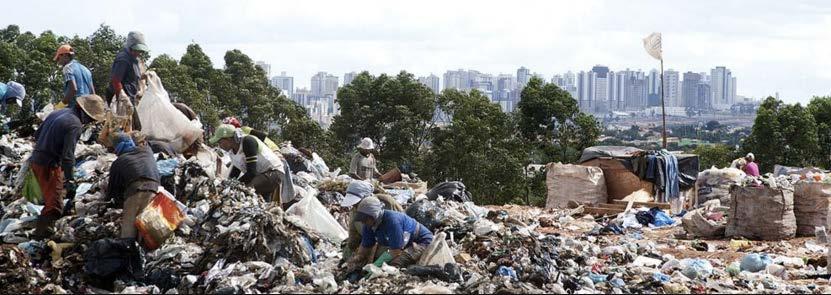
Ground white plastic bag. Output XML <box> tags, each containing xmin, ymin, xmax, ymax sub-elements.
<box><xmin>286</xmin><ymin>194</ymin><xmax>348</xmax><ymax>243</ymax></box>
<box><xmin>137</xmin><ymin>71</ymin><xmax>203</xmax><ymax>152</ymax></box>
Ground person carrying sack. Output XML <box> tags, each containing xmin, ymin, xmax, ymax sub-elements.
<box><xmin>30</xmin><ymin>95</ymin><xmax>106</xmax><ymax>239</ymax></box>
<box><xmin>108</xmin><ymin>31</ymin><xmax>148</xmax><ymax>130</ymax></box>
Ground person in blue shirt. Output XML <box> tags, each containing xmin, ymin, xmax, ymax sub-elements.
<box><xmin>55</xmin><ymin>44</ymin><xmax>95</xmax><ymax>109</ymax></box>
<box><xmin>0</xmin><ymin>81</ymin><xmax>25</xmax><ymax>113</ymax></box>
<box><xmin>344</xmin><ymin>197</ymin><xmax>433</xmax><ymax>270</ymax></box>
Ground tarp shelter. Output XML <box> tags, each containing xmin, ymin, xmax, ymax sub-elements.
<box><xmin>579</xmin><ymin>146</ymin><xmax>700</xmax><ymax>202</ymax></box>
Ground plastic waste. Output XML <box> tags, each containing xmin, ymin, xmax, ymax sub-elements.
<box><xmin>156</xmin><ymin>158</ymin><xmax>179</xmax><ymax>177</ymax></box>
<box><xmin>740</xmin><ymin>253</ymin><xmax>773</xmax><ymax>273</ymax></box>
<box><xmin>680</xmin><ymin>259</ymin><xmax>713</xmax><ymax>280</ymax></box>
<box><xmin>496</xmin><ymin>266</ymin><xmax>517</xmax><ymax>281</ymax></box>
<box><xmin>726</xmin><ymin>262</ymin><xmax>741</xmax><ymax>276</ymax></box>
<box><xmin>135</xmin><ymin>188</ymin><xmax>186</xmax><ymax>250</ymax></box>
<box><xmin>588</xmin><ymin>273</ymin><xmax>607</xmax><ymax>283</ymax></box>
<box><xmin>473</xmin><ymin>219</ymin><xmax>501</xmax><ymax>236</ymax></box>
<box><xmin>285</xmin><ymin>194</ymin><xmax>348</xmax><ymax>243</ymax></box>
<box><xmin>729</xmin><ymin>239</ymin><xmax>752</xmax><ymax>251</ymax></box>
<box><xmin>136</xmin><ymin>71</ymin><xmax>203</xmax><ymax>152</ymax></box>
<box><xmin>816</xmin><ymin>226</ymin><xmax>828</xmax><ymax>244</ymax></box>
<box><xmin>633</xmin><ymin>256</ymin><xmax>662</xmax><ymax>267</ymax></box>
<box><xmin>417</xmin><ymin>232</ymin><xmax>455</xmax><ymax>267</ymax></box>
<box><xmin>652</xmin><ymin>272</ymin><xmax>671</xmax><ymax>283</ymax></box>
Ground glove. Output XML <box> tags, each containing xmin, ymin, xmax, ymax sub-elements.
<box><xmin>62</xmin><ymin>181</ymin><xmax>77</xmax><ymax>215</ymax></box>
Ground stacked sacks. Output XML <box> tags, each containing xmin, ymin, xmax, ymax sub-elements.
<box><xmin>792</xmin><ymin>178</ymin><xmax>831</xmax><ymax>236</ymax></box>
<box><xmin>695</xmin><ymin>167</ymin><xmax>745</xmax><ymax>206</ymax></box>
<box><xmin>726</xmin><ymin>181</ymin><xmax>796</xmax><ymax>240</ymax></box>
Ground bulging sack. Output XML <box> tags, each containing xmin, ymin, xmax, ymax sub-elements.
<box><xmin>545</xmin><ymin>162</ymin><xmax>607</xmax><ymax>209</ymax></box>
<box><xmin>725</xmin><ymin>185</ymin><xmax>796</xmax><ymax>240</ymax></box>
<box><xmin>137</xmin><ymin>71</ymin><xmax>203</xmax><ymax>152</ymax></box>
<box><xmin>793</xmin><ymin>182</ymin><xmax>831</xmax><ymax>236</ymax></box>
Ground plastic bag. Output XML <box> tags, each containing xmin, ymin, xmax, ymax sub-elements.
<box><xmin>285</xmin><ymin>194</ymin><xmax>348</xmax><ymax>243</ymax></box>
<box><xmin>135</xmin><ymin>188</ymin><xmax>186</xmax><ymax>250</ymax></box>
<box><xmin>21</xmin><ymin>166</ymin><xmax>43</xmax><ymax>205</ymax></box>
<box><xmin>136</xmin><ymin>71</ymin><xmax>203</xmax><ymax>152</ymax></box>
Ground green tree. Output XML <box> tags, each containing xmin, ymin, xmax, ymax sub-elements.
<box><xmin>694</xmin><ymin>144</ymin><xmax>735</xmax><ymax>169</ymax></box>
<box><xmin>808</xmin><ymin>96</ymin><xmax>831</xmax><ymax>168</ymax></box>
<box><xmin>742</xmin><ymin>96</ymin><xmax>820</xmax><ymax>172</ymax></box>
<box><xmin>517</xmin><ymin>76</ymin><xmax>600</xmax><ymax>163</ymax></box>
<box><xmin>330</xmin><ymin>71</ymin><xmax>434</xmax><ymax>170</ymax></box>
<box><xmin>421</xmin><ymin>89</ymin><xmax>526</xmax><ymax>204</ymax></box>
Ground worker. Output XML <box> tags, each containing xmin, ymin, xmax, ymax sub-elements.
<box><xmin>209</xmin><ymin>124</ymin><xmax>285</xmax><ymax>201</ymax></box>
<box><xmin>108</xmin><ymin>31</ymin><xmax>148</xmax><ymax>130</ymax></box>
<box><xmin>349</xmin><ymin>137</ymin><xmax>382</xmax><ymax>181</ymax></box>
<box><xmin>55</xmin><ymin>44</ymin><xmax>95</xmax><ymax>109</ymax></box>
<box><xmin>340</xmin><ymin>181</ymin><xmax>404</xmax><ymax>262</ymax></box>
<box><xmin>221</xmin><ymin>116</ymin><xmax>279</xmax><ymax>151</ymax></box>
<box><xmin>343</xmin><ymin>197</ymin><xmax>433</xmax><ymax>271</ymax></box>
<box><xmin>30</xmin><ymin>95</ymin><xmax>106</xmax><ymax>239</ymax></box>
<box><xmin>173</xmin><ymin>102</ymin><xmax>198</xmax><ymax>121</ymax></box>
<box><xmin>0</xmin><ymin>81</ymin><xmax>25</xmax><ymax>114</ymax></box>
<box><xmin>744</xmin><ymin>153</ymin><xmax>760</xmax><ymax>177</ymax></box>
<box><xmin>107</xmin><ymin>133</ymin><xmax>161</xmax><ymax>238</ymax></box>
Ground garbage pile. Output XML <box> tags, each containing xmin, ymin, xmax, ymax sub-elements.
<box><xmin>4</xmin><ymin>130</ymin><xmax>831</xmax><ymax>294</ymax></box>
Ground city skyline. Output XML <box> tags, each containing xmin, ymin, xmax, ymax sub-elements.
<box><xmin>5</xmin><ymin>0</ymin><xmax>830</xmax><ymax>105</ymax></box>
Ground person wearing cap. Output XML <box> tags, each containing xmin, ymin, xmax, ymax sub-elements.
<box><xmin>0</xmin><ymin>81</ymin><xmax>25</xmax><ymax>114</ymax></box>
<box><xmin>340</xmin><ymin>181</ymin><xmax>404</xmax><ymax>262</ymax></box>
<box><xmin>349</xmin><ymin>137</ymin><xmax>382</xmax><ymax>181</ymax></box>
<box><xmin>108</xmin><ymin>31</ymin><xmax>148</xmax><ymax>130</ymax></box>
<box><xmin>221</xmin><ymin>116</ymin><xmax>279</xmax><ymax>151</ymax></box>
<box><xmin>55</xmin><ymin>44</ymin><xmax>95</xmax><ymax>109</ymax></box>
<box><xmin>744</xmin><ymin>153</ymin><xmax>760</xmax><ymax>177</ymax></box>
<box><xmin>29</xmin><ymin>94</ymin><xmax>106</xmax><ymax>239</ymax></box>
<box><xmin>210</xmin><ymin>124</ymin><xmax>286</xmax><ymax>201</ymax></box>
<box><xmin>343</xmin><ymin>196</ymin><xmax>433</xmax><ymax>270</ymax></box>
<box><xmin>107</xmin><ymin>132</ymin><xmax>161</xmax><ymax>238</ymax></box>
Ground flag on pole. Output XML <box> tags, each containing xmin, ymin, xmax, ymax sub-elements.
<box><xmin>643</xmin><ymin>32</ymin><xmax>662</xmax><ymax>60</ymax></box>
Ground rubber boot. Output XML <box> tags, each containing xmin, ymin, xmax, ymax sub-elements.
<box><xmin>32</xmin><ymin>215</ymin><xmax>58</xmax><ymax>240</ymax></box>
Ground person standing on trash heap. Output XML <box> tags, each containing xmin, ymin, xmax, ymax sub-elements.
<box><xmin>30</xmin><ymin>95</ymin><xmax>106</xmax><ymax>239</ymax></box>
<box><xmin>349</xmin><ymin>137</ymin><xmax>382</xmax><ymax>181</ymax></box>
<box><xmin>210</xmin><ymin>124</ymin><xmax>286</xmax><ymax>201</ymax></box>
<box><xmin>55</xmin><ymin>44</ymin><xmax>95</xmax><ymax>110</ymax></box>
<box><xmin>108</xmin><ymin>31</ymin><xmax>148</xmax><ymax>130</ymax></box>
<box><xmin>744</xmin><ymin>153</ymin><xmax>761</xmax><ymax>177</ymax></box>
<box><xmin>107</xmin><ymin>132</ymin><xmax>161</xmax><ymax>238</ymax></box>
<box><xmin>340</xmin><ymin>180</ymin><xmax>405</xmax><ymax>263</ymax></box>
<box><xmin>343</xmin><ymin>197</ymin><xmax>433</xmax><ymax>270</ymax></box>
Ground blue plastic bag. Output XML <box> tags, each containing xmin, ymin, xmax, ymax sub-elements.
<box><xmin>650</xmin><ymin>208</ymin><xmax>674</xmax><ymax>227</ymax></box>
<box><xmin>740</xmin><ymin>253</ymin><xmax>772</xmax><ymax>273</ymax></box>
<box><xmin>496</xmin><ymin>266</ymin><xmax>517</xmax><ymax>281</ymax></box>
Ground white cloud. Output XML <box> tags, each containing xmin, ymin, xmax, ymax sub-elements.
<box><xmin>4</xmin><ymin>0</ymin><xmax>831</xmax><ymax>102</ymax></box>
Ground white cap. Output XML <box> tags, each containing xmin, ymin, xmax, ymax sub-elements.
<box><xmin>357</xmin><ymin>137</ymin><xmax>375</xmax><ymax>150</ymax></box>
<box><xmin>746</xmin><ymin>153</ymin><xmax>755</xmax><ymax>160</ymax></box>
<box><xmin>340</xmin><ymin>194</ymin><xmax>362</xmax><ymax>207</ymax></box>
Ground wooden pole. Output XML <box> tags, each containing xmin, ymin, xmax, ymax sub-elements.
<box><xmin>660</xmin><ymin>59</ymin><xmax>667</xmax><ymax>149</ymax></box>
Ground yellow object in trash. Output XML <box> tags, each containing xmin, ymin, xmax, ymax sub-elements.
<box><xmin>54</xmin><ymin>101</ymin><xmax>67</xmax><ymax>110</ymax></box>
<box><xmin>729</xmin><ymin>239</ymin><xmax>752</xmax><ymax>251</ymax></box>
<box><xmin>135</xmin><ymin>189</ymin><xmax>186</xmax><ymax>250</ymax></box>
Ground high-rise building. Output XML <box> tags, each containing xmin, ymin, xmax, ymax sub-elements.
<box><xmin>710</xmin><ymin>66</ymin><xmax>735</xmax><ymax>110</ymax></box>
<box><xmin>663</xmin><ymin>69</ymin><xmax>680</xmax><ymax>107</ymax></box>
<box><xmin>443</xmin><ymin>69</ymin><xmax>465</xmax><ymax>90</ymax></box>
<box><xmin>517</xmin><ymin>67</ymin><xmax>531</xmax><ymax>89</ymax></box>
<box><xmin>496</xmin><ymin>74</ymin><xmax>515</xmax><ymax>101</ymax></box>
<box><xmin>697</xmin><ymin>83</ymin><xmax>712</xmax><ymax>110</ymax></box>
<box><xmin>418</xmin><ymin>74</ymin><xmax>441</xmax><ymax>95</ymax></box>
<box><xmin>682</xmin><ymin>72</ymin><xmax>702</xmax><ymax>109</ymax></box>
<box><xmin>255</xmin><ymin>61</ymin><xmax>271</xmax><ymax>77</ymax></box>
<box><xmin>577</xmin><ymin>71</ymin><xmax>596</xmax><ymax>112</ymax></box>
<box><xmin>292</xmin><ymin>87</ymin><xmax>312</xmax><ymax>106</ymax></box>
<box><xmin>647</xmin><ymin>70</ymin><xmax>661</xmax><ymax>107</ymax></box>
<box><xmin>563</xmin><ymin>71</ymin><xmax>578</xmax><ymax>99</ymax></box>
<box><xmin>311</xmin><ymin>72</ymin><xmax>339</xmax><ymax>97</ymax></box>
<box><xmin>270</xmin><ymin>71</ymin><xmax>294</xmax><ymax>97</ymax></box>
<box><xmin>343</xmin><ymin>72</ymin><xmax>359</xmax><ymax>86</ymax></box>
<box><xmin>591</xmin><ymin>65</ymin><xmax>610</xmax><ymax>113</ymax></box>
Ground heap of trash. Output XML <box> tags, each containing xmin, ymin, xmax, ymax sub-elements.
<box><xmin>4</xmin><ymin>132</ymin><xmax>831</xmax><ymax>294</ymax></box>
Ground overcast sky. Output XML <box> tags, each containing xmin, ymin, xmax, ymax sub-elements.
<box><xmin>5</xmin><ymin>0</ymin><xmax>831</xmax><ymax>103</ymax></box>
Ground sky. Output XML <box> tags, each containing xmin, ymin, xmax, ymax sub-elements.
<box><xmin>5</xmin><ymin>0</ymin><xmax>831</xmax><ymax>104</ymax></box>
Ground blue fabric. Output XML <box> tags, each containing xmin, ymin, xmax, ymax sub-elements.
<box><xmin>156</xmin><ymin>158</ymin><xmax>180</xmax><ymax>177</ymax></box>
<box><xmin>3</xmin><ymin>81</ymin><xmax>25</xmax><ymax>101</ymax></box>
<box><xmin>650</xmin><ymin>207</ymin><xmax>674</xmax><ymax>227</ymax></box>
<box><xmin>660</xmin><ymin>150</ymin><xmax>680</xmax><ymax>200</ymax></box>
<box><xmin>645</xmin><ymin>155</ymin><xmax>657</xmax><ymax>181</ymax></box>
<box><xmin>113</xmin><ymin>133</ymin><xmax>136</xmax><ymax>155</ymax></box>
<box><xmin>30</xmin><ymin>108</ymin><xmax>82</xmax><ymax>167</ymax></box>
<box><xmin>63</xmin><ymin>60</ymin><xmax>95</xmax><ymax>109</ymax></box>
<box><xmin>360</xmin><ymin>210</ymin><xmax>433</xmax><ymax>249</ymax></box>
<box><xmin>0</xmin><ymin>83</ymin><xmax>7</xmax><ymax>100</ymax></box>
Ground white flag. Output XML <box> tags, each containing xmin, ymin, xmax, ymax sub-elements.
<box><xmin>643</xmin><ymin>32</ymin><xmax>662</xmax><ymax>60</ymax></box>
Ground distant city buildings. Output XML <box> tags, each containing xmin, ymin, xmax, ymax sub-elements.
<box><xmin>263</xmin><ymin>64</ymin><xmax>742</xmax><ymax>127</ymax></box>
<box><xmin>255</xmin><ymin>61</ymin><xmax>271</xmax><ymax>77</ymax></box>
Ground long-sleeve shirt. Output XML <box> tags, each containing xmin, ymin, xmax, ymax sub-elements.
<box><xmin>31</xmin><ymin>108</ymin><xmax>83</xmax><ymax>181</ymax></box>
<box><xmin>744</xmin><ymin>162</ymin><xmax>761</xmax><ymax>177</ymax></box>
<box><xmin>108</xmin><ymin>146</ymin><xmax>161</xmax><ymax>202</ymax></box>
<box><xmin>108</xmin><ymin>48</ymin><xmax>141</xmax><ymax>101</ymax></box>
<box><xmin>349</xmin><ymin>152</ymin><xmax>381</xmax><ymax>180</ymax></box>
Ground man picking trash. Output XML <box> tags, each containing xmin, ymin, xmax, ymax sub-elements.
<box><xmin>30</xmin><ymin>95</ymin><xmax>106</xmax><ymax>239</ymax></box>
<box><xmin>343</xmin><ymin>197</ymin><xmax>433</xmax><ymax>271</ymax></box>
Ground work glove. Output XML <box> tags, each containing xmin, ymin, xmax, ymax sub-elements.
<box><xmin>62</xmin><ymin>181</ymin><xmax>77</xmax><ymax>216</ymax></box>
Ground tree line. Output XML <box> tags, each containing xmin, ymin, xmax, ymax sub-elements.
<box><xmin>0</xmin><ymin>24</ymin><xmax>603</xmax><ymax>205</ymax></box>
